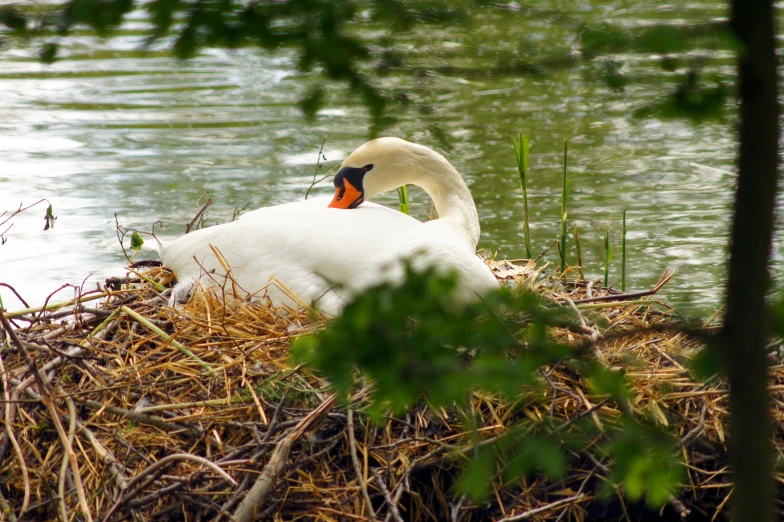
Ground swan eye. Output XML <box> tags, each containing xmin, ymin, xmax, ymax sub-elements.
<box><xmin>363</xmin><ymin>164</ymin><xmax>373</xmax><ymax>172</ymax></box>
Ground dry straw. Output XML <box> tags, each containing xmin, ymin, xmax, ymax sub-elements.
<box><xmin>0</xmin><ymin>261</ymin><xmax>780</xmax><ymax>521</ymax></box>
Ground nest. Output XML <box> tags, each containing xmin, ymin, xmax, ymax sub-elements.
<box><xmin>0</xmin><ymin>260</ymin><xmax>781</xmax><ymax>522</ymax></box>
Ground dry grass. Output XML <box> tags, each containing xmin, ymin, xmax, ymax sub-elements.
<box><xmin>0</xmin><ymin>260</ymin><xmax>780</xmax><ymax>522</ymax></box>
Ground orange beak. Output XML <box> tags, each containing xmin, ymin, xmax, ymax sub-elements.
<box><xmin>328</xmin><ymin>179</ymin><xmax>364</xmax><ymax>209</ymax></box>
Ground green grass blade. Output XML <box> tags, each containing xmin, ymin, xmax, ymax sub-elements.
<box><xmin>604</xmin><ymin>218</ymin><xmax>612</xmax><ymax>287</ymax></box>
<box><xmin>512</xmin><ymin>133</ymin><xmax>533</xmax><ymax>259</ymax></box>
<box><xmin>397</xmin><ymin>185</ymin><xmax>409</xmax><ymax>215</ymax></box>
<box><xmin>573</xmin><ymin>224</ymin><xmax>584</xmax><ymax>280</ymax></box>
<box><xmin>622</xmin><ymin>209</ymin><xmax>627</xmax><ymax>292</ymax></box>
<box><xmin>559</xmin><ymin>139</ymin><xmax>569</xmax><ymax>273</ymax></box>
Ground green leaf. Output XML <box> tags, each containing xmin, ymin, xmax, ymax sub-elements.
<box><xmin>587</xmin><ymin>364</ymin><xmax>630</xmax><ymax>402</ymax></box>
<box><xmin>607</xmin><ymin>418</ymin><xmax>684</xmax><ymax>507</ymax></box>
<box><xmin>688</xmin><ymin>346</ymin><xmax>722</xmax><ymax>381</ymax></box>
<box><xmin>291</xmin><ymin>264</ymin><xmax>561</xmax><ymax>415</ymax></box>
<box><xmin>298</xmin><ymin>86</ymin><xmax>326</xmax><ymax>123</ymax></box>
<box><xmin>455</xmin><ymin>450</ymin><xmax>494</xmax><ymax>501</ymax></box>
<box><xmin>0</xmin><ymin>7</ymin><xmax>27</xmax><ymax>33</ymax></box>
<box><xmin>40</xmin><ymin>43</ymin><xmax>59</xmax><ymax>65</ymax></box>
<box><xmin>43</xmin><ymin>204</ymin><xmax>56</xmax><ymax>231</ymax></box>
<box><xmin>130</xmin><ymin>231</ymin><xmax>144</xmax><ymax>251</ymax></box>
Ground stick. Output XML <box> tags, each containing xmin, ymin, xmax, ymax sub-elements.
<box><xmin>556</xmin><ymin>269</ymin><xmax>676</xmax><ymax>305</ymax></box>
<box><xmin>120</xmin><ymin>306</ymin><xmax>216</xmax><ymax>375</ymax></box>
<box><xmin>185</xmin><ymin>193</ymin><xmax>213</xmax><ymax>233</ymax></box>
<box><xmin>14</xmin><ymin>308</ymin><xmax>120</xmax><ymax>394</ymax></box>
<box><xmin>371</xmin><ymin>469</ymin><xmax>404</xmax><ymax>522</ymax></box>
<box><xmin>4</xmin><ymin>291</ymin><xmax>115</xmax><ymax>319</ymax></box>
<box><xmin>78</xmin><ymin>399</ymin><xmax>204</xmax><ymax>439</ymax></box>
<box><xmin>100</xmin><ymin>454</ymin><xmax>237</xmax><ymax>522</ymax></box>
<box><xmin>58</xmin><ymin>396</ymin><xmax>77</xmax><ymax>522</ymax></box>
<box><xmin>233</xmin><ymin>394</ymin><xmax>336</xmax><ymax>522</ymax></box>
<box><xmin>305</xmin><ymin>138</ymin><xmax>328</xmax><ymax>200</ymax></box>
<box><xmin>348</xmin><ymin>409</ymin><xmax>378</xmax><ymax>520</ymax></box>
<box><xmin>0</xmin><ymin>346</ymin><xmax>29</xmax><ymax>517</ymax></box>
<box><xmin>0</xmin><ymin>310</ymin><xmax>94</xmax><ymax>522</ymax></box>
<box><xmin>497</xmin><ymin>494</ymin><xmax>586</xmax><ymax>521</ymax></box>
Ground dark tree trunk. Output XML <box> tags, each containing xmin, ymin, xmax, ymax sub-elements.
<box><xmin>722</xmin><ymin>1</ymin><xmax>780</xmax><ymax>521</ymax></box>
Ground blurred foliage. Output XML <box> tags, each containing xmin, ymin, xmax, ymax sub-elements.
<box><xmin>0</xmin><ymin>0</ymin><xmax>736</xmax><ymax>131</ymax></box>
<box><xmin>292</xmin><ymin>266</ymin><xmax>684</xmax><ymax>504</ymax></box>
<box><xmin>580</xmin><ymin>21</ymin><xmax>731</xmax><ymax>56</ymax></box>
<box><xmin>634</xmin><ymin>69</ymin><xmax>731</xmax><ymax>122</ymax></box>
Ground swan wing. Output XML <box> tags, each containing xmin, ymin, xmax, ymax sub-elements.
<box><xmin>158</xmin><ymin>199</ymin><xmax>420</xmax><ymax>314</ymax></box>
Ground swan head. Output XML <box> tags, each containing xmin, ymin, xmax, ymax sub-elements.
<box><xmin>328</xmin><ymin>137</ymin><xmax>482</xmax><ymax>248</ymax></box>
<box><xmin>328</xmin><ymin>137</ymin><xmax>422</xmax><ymax>209</ymax></box>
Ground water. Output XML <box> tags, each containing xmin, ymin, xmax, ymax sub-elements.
<box><xmin>0</xmin><ymin>1</ymin><xmax>763</xmax><ymax>314</ymax></box>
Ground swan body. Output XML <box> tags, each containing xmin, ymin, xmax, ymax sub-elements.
<box><xmin>157</xmin><ymin>138</ymin><xmax>499</xmax><ymax>315</ymax></box>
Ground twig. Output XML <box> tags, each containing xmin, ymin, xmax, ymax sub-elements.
<box><xmin>120</xmin><ymin>306</ymin><xmax>215</xmax><ymax>375</ymax></box>
<box><xmin>58</xmin><ymin>394</ymin><xmax>77</xmax><ymax>522</ymax></box>
<box><xmin>0</xmin><ymin>283</ymin><xmax>29</xmax><ymax>310</ymax></box>
<box><xmin>115</xmin><ymin>213</ymin><xmax>135</xmax><ymax>263</ymax></box>
<box><xmin>78</xmin><ymin>398</ymin><xmax>204</xmax><ymax>438</ymax></box>
<box><xmin>711</xmin><ymin>488</ymin><xmax>732</xmax><ymax>522</ymax></box>
<box><xmin>668</xmin><ymin>494</ymin><xmax>691</xmax><ymax>519</ymax></box>
<box><xmin>72</xmin><ymin>418</ymin><xmax>128</xmax><ymax>493</ymax></box>
<box><xmin>259</xmin><ymin>388</ymin><xmax>289</xmax><ymax>446</ymax></box>
<box><xmin>0</xmin><ymin>345</ymin><xmax>29</xmax><ymax>517</ymax></box>
<box><xmin>562</xmin><ymin>297</ymin><xmax>601</xmax><ymax>344</ymax></box>
<box><xmin>233</xmin><ymin>394</ymin><xmax>336</xmax><ymax>522</ymax></box>
<box><xmin>556</xmin><ymin>269</ymin><xmax>676</xmax><ymax>305</ymax></box>
<box><xmin>185</xmin><ymin>192</ymin><xmax>213</xmax><ymax>234</ymax></box>
<box><xmin>497</xmin><ymin>494</ymin><xmax>586</xmax><ymax>521</ymax></box>
<box><xmin>125</xmin><ymin>268</ymin><xmax>166</xmax><ymax>292</ymax></box>
<box><xmin>0</xmin><ymin>199</ymin><xmax>52</xmax><ymax>245</ymax></box>
<box><xmin>371</xmin><ymin>469</ymin><xmax>404</xmax><ymax>522</ymax></box>
<box><xmin>534</xmin><ymin>239</ymin><xmax>559</xmax><ymax>263</ymax></box>
<box><xmin>14</xmin><ymin>308</ymin><xmax>121</xmax><ymax>394</ymax></box>
<box><xmin>348</xmin><ymin>409</ymin><xmax>377</xmax><ymax>520</ymax></box>
<box><xmin>0</xmin><ymin>310</ymin><xmax>94</xmax><ymax>522</ymax></box>
<box><xmin>449</xmin><ymin>493</ymin><xmax>467</xmax><ymax>522</ymax></box>
<box><xmin>555</xmin><ymin>469</ymin><xmax>595</xmax><ymax>522</ymax></box>
<box><xmin>4</xmin><ymin>290</ymin><xmax>116</xmax><ymax>319</ymax></box>
<box><xmin>100</xmin><ymin>454</ymin><xmax>237</xmax><ymax>522</ymax></box>
<box><xmin>305</xmin><ymin>138</ymin><xmax>328</xmax><ymax>200</ymax></box>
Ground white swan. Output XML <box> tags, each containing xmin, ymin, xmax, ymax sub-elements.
<box><xmin>157</xmin><ymin>137</ymin><xmax>499</xmax><ymax>315</ymax></box>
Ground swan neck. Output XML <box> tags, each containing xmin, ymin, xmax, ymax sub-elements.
<box><xmin>411</xmin><ymin>157</ymin><xmax>481</xmax><ymax>249</ymax></box>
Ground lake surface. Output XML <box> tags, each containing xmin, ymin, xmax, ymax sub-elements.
<box><xmin>0</xmin><ymin>0</ymin><xmax>774</xmax><ymax>314</ymax></box>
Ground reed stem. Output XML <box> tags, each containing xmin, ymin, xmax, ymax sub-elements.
<box><xmin>573</xmin><ymin>224</ymin><xmax>584</xmax><ymax>279</ymax></box>
<box><xmin>604</xmin><ymin>218</ymin><xmax>611</xmax><ymax>287</ymax></box>
<box><xmin>559</xmin><ymin>139</ymin><xmax>569</xmax><ymax>273</ymax></box>
<box><xmin>397</xmin><ymin>185</ymin><xmax>409</xmax><ymax>215</ymax></box>
<box><xmin>512</xmin><ymin>133</ymin><xmax>533</xmax><ymax>259</ymax></box>
<box><xmin>622</xmin><ymin>209</ymin><xmax>627</xmax><ymax>291</ymax></box>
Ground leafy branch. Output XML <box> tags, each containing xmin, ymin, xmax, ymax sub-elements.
<box><xmin>0</xmin><ymin>199</ymin><xmax>56</xmax><ymax>245</ymax></box>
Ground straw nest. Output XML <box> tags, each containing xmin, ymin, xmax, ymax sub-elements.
<box><xmin>0</xmin><ymin>259</ymin><xmax>781</xmax><ymax>522</ymax></box>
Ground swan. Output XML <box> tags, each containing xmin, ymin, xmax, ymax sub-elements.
<box><xmin>157</xmin><ymin>137</ymin><xmax>499</xmax><ymax>315</ymax></box>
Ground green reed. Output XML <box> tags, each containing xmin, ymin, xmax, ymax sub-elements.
<box><xmin>621</xmin><ymin>209</ymin><xmax>627</xmax><ymax>291</ymax></box>
<box><xmin>512</xmin><ymin>133</ymin><xmax>533</xmax><ymax>259</ymax></box>
<box><xmin>559</xmin><ymin>139</ymin><xmax>569</xmax><ymax>273</ymax></box>
<box><xmin>397</xmin><ymin>185</ymin><xmax>409</xmax><ymax>215</ymax></box>
<box><xmin>604</xmin><ymin>218</ymin><xmax>612</xmax><ymax>287</ymax></box>
<box><xmin>574</xmin><ymin>224</ymin><xmax>584</xmax><ymax>279</ymax></box>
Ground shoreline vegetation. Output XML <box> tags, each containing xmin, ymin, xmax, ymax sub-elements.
<box><xmin>0</xmin><ymin>259</ymin><xmax>768</xmax><ymax>522</ymax></box>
